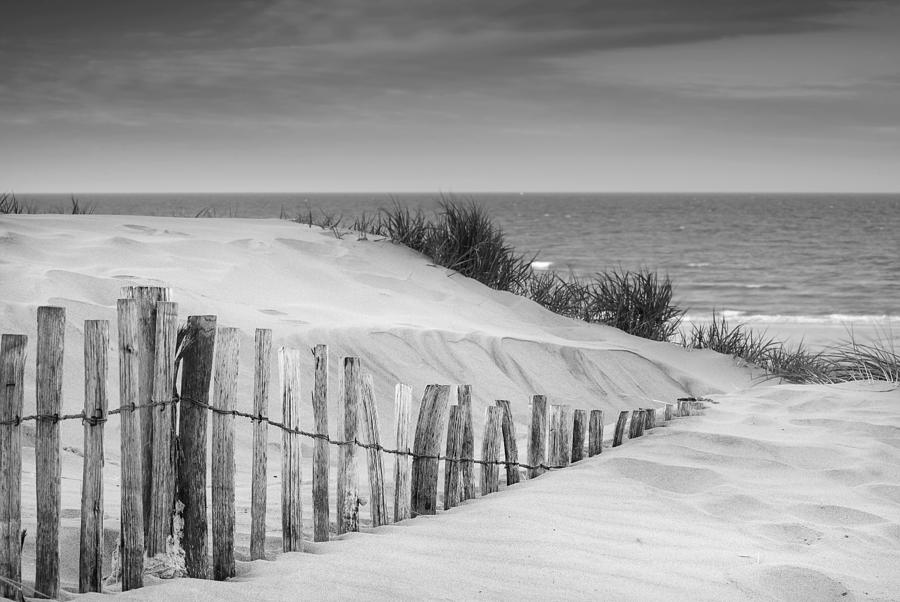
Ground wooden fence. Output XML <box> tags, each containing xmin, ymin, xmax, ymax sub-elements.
<box><xmin>0</xmin><ymin>292</ymin><xmax>706</xmax><ymax>600</ymax></box>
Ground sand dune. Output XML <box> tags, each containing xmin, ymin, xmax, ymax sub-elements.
<box><xmin>1</xmin><ymin>215</ymin><xmax>897</xmax><ymax>600</ymax></box>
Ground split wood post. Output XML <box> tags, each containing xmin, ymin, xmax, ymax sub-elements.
<box><xmin>588</xmin><ymin>409</ymin><xmax>603</xmax><ymax>457</ymax></box>
<box><xmin>147</xmin><ymin>302</ymin><xmax>178</xmax><ymax>558</ymax></box>
<box><xmin>644</xmin><ymin>408</ymin><xmax>656</xmax><ymax>430</ymax></box>
<box><xmin>549</xmin><ymin>404</ymin><xmax>571</xmax><ymax>467</ymax></box>
<box><xmin>211</xmin><ymin>327</ymin><xmax>239</xmax><ymax>580</ymax></box>
<box><xmin>612</xmin><ymin>410</ymin><xmax>629</xmax><ymax>447</ymax></box>
<box><xmin>0</xmin><ymin>334</ymin><xmax>26</xmax><ymax>601</ymax></box>
<box><xmin>442</xmin><ymin>406</ymin><xmax>465</xmax><ymax>510</ymax></box>
<box><xmin>665</xmin><ymin>403</ymin><xmax>674</xmax><ymax>421</ymax></box>
<box><xmin>176</xmin><ymin>315</ymin><xmax>216</xmax><ymax>579</ymax></box>
<box><xmin>279</xmin><ymin>347</ymin><xmax>302</xmax><ymax>552</ymax></box>
<box><xmin>121</xmin><ymin>285</ymin><xmax>170</xmax><ymax>544</ymax></box>
<box><xmin>311</xmin><ymin>345</ymin><xmax>330</xmax><ymax>541</ymax></box>
<box><xmin>571</xmin><ymin>409</ymin><xmax>587</xmax><ymax>463</ymax></box>
<box><xmin>79</xmin><ymin>321</ymin><xmax>107</xmax><ymax>593</ymax></box>
<box><xmin>360</xmin><ymin>373</ymin><xmax>386</xmax><ymax>527</ymax></box>
<box><xmin>411</xmin><ymin>384</ymin><xmax>450</xmax><ymax>516</ymax></box>
<box><xmin>495</xmin><ymin>400</ymin><xmax>520</xmax><ymax>485</ymax></box>
<box><xmin>480</xmin><ymin>407</ymin><xmax>503</xmax><ymax>495</ymax></box>
<box><xmin>250</xmin><ymin>329</ymin><xmax>271</xmax><ymax>560</ymax></box>
<box><xmin>392</xmin><ymin>384</ymin><xmax>412</xmax><ymax>522</ymax></box>
<box><xmin>629</xmin><ymin>409</ymin><xmax>645</xmax><ymax>439</ymax></box>
<box><xmin>457</xmin><ymin>385</ymin><xmax>476</xmax><ymax>501</ymax></box>
<box><xmin>35</xmin><ymin>306</ymin><xmax>64</xmax><ymax>599</ymax></box>
<box><xmin>117</xmin><ymin>298</ymin><xmax>144</xmax><ymax>591</ymax></box>
<box><xmin>527</xmin><ymin>395</ymin><xmax>548</xmax><ymax>478</ymax></box>
<box><xmin>337</xmin><ymin>357</ymin><xmax>361</xmax><ymax>534</ymax></box>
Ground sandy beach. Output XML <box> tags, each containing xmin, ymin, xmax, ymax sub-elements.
<box><xmin>1</xmin><ymin>214</ymin><xmax>898</xmax><ymax>601</ymax></box>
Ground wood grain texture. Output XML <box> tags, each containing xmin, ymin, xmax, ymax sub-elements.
<box><xmin>457</xmin><ymin>385</ymin><xmax>476</xmax><ymax>501</ymax></box>
<box><xmin>279</xmin><ymin>347</ymin><xmax>303</xmax><ymax>552</ymax></box>
<box><xmin>79</xmin><ymin>321</ymin><xmax>107</xmax><ymax>593</ymax></box>
<box><xmin>644</xmin><ymin>408</ymin><xmax>656</xmax><ymax>430</ymax></box>
<box><xmin>311</xmin><ymin>345</ymin><xmax>330</xmax><ymax>541</ymax></box>
<box><xmin>392</xmin><ymin>384</ymin><xmax>412</xmax><ymax>523</ymax></box>
<box><xmin>588</xmin><ymin>409</ymin><xmax>603</xmax><ymax>457</ymax></box>
<box><xmin>665</xmin><ymin>403</ymin><xmax>674</xmax><ymax>421</ymax></box>
<box><xmin>442</xmin><ymin>405</ymin><xmax>464</xmax><ymax>510</ymax></box>
<box><xmin>250</xmin><ymin>329</ymin><xmax>271</xmax><ymax>560</ymax></box>
<box><xmin>495</xmin><ymin>400</ymin><xmax>520</xmax><ymax>485</ymax></box>
<box><xmin>411</xmin><ymin>385</ymin><xmax>450</xmax><ymax>516</ymax></box>
<box><xmin>527</xmin><ymin>395</ymin><xmax>548</xmax><ymax>478</ymax></box>
<box><xmin>629</xmin><ymin>409</ymin><xmax>645</xmax><ymax>439</ymax></box>
<box><xmin>612</xmin><ymin>410</ymin><xmax>629</xmax><ymax>447</ymax></box>
<box><xmin>480</xmin><ymin>407</ymin><xmax>503</xmax><ymax>496</ymax></box>
<box><xmin>571</xmin><ymin>409</ymin><xmax>587</xmax><ymax>463</ymax></box>
<box><xmin>0</xmin><ymin>334</ymin><xmax>26</xmax><ymax>600</ymax></box>
<box><xmin>360</xmin><ymin>373</ymin><xmax>386</xmax><ymax>527</ymax></box>
<box><xmin>35</xmin><ymin>306</ymin><xmax>64</xmax><ymax>599</ymax></box>
<box><xmin>117</xmin><ymin>299</ymin><xmax>144</xmax><ymax>591</ymax></box>
<box><xmin>148</xmin><ymin>302</ymin><xmax>178</xmax><ymax>558</ymax></box>
<box><xmin>176</xmin><ymin>315</ymin><xmax>216</xmax><ymax>580</ymax></box>
<box><xmin>549</xmin><ymin>404</ymin><xmax>572</xmax><ymax>467</ymax></box>
<box><xmin>211</xmin><ymin>327</ymin><xmax>239</xmax><ymax>580</ymax></box>
<box><xmin>337</xmin><ymin>357</ymin><xmax>361</xmax><ymax>534</ymax></box>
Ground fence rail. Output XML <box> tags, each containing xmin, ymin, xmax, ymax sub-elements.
<box><xmin>0</xmin><ymin>292</ymin><xmax>707</xmax><ymax>600</ymax></box>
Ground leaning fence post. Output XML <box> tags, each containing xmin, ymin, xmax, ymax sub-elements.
<box><xmin>279</xmin><ymin>347</ymin><xmax>302</xmax><ymax>552</ymax></box>
<box><xmin>0</xmin><ymin>334</ymin><xmax>26</xmax><ymax>600</ymax></box>
<box><xmin>392</xmin><ymin>384</ymin><xmax>412</xmax><ymax>522</ymax></box>
<box><xmin>411</xmin><ymin>385</ymin><xmax>450</xmax><ymax>516</ymax></box>
<box><xmin>121</xmin><ymin>285</ymin><xmax>170</xmax><ymax>545</ymax></box>
<box><xmin>148</xmin><ymin>302</ymin><xmax>178</xmax><ymax>558</ymax></box>
<box><xmin>528</xmin><ymin>395</ymin><xmax>548</xmax><ymax>478</ymax></box>
<box><xmin>177</xmin><ymin>315</ymin><xmax>216</xmax><ymax>579</ymax></box>
<box><xmin>35</xmin><ymin>306</ymin><xmax>64</xmax><ymax>599</ymax></box>
<box><xmin>495</xmin><ymin>400</ymin><xmax>520</xmax><ymax>485</ymax></box>
<box><xmin>571</xmin><ymin>409</ymin><xmax>587</xmax><ymax>463</ymax></box>
<box><xmin>612</xmin><ymin>410</ymin><xmax>629</xmax><ymax>447</ymax></box>
<box><xmin>588</xmin><ymin>409</ymin><xmax>603</xmax><ymax>457</ymax></box>
<box><xmin>117</xmin><ymin>298</ymin><xmax>144</xmax><ymax>591</ymax></box>
<box><xmin>480</xmin><ymin>407</ymin><xmax>503</xmax><ymax>495</ymax></box>
<box><xmin>250</xmin><ymin>329</ymin><xmax>271</xmax><ymax>560</ymax></box>
<box><xmin>337</xmin><ymin>357</ymin><xmax>361</xmax><ymax>534</ymax></box>
<box><xmin>443</xmin><ymin>406</ymin><xmax>465</xmax><ymax>510</ymax></box>
<box><xmin>211</xmin><ymin>327</ymin><xmax>239</xmax><ymax>580</ymax></box>
<box><xmin>79</xmin><ymin>321</ymin><xmax>107</xmax><ymax>593</ymax></box>
<box><xmin>311</xmin><ymin>345</ymin><xmax>330</xmax><ymax>541</ymax></box>
<box><xmin>360</xmin><ymin>373</ymin><xmax>386</xmax><ymax>527</ymax></box>
<box><xmin>457</xmin><ymin>385</ymin><xmax>476</xmax><ymax>501</ymax></box>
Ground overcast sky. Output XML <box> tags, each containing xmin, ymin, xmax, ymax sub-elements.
<box><xmin>2</xmin><ymin>1</ymin><xmax>899</xmax><ymax>193</ymax></box>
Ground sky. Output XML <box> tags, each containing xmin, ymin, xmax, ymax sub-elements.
<box><xmin>2</xmin><ymin>0</ymin><xmax>899</xmax><ymax>193</ymax></box>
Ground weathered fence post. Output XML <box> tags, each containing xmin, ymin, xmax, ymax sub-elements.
<box><xmin>665</xmin><ymin>403</ymin><xmax>674</xmax><ymax>421</ymax></box>
<box><xmin>121</xmin><ymin>285</ymin><xmax>170</xmax><ymax>544</ymax></box>
<box><xmin>571</xmin><ymin>409</ymin><xmax>587</xmax><ymax>463</ymax></box>
<box><xmin>35</xmin><ymin>306</ymin><xmax>64</xmax><ymax>599</ymax></box>
<box><xmin>211</xmin><ymin>327</ymin><xmax>239</xmax><ymax>580</ymax></box>
<box><xmin>588</xmin><ymin>409</ymin><xmax>603</xmax><ymax>457</ymax></box>
<box><xmin>629</xmin><ymin>409</ymin><xmax>645</xmax><ymax>439</ymax></box>
<box><xmin>612</xmin><ymin>410</ymin><xmax>629</xmax><ymax>447</ymax></box>
<box><xmin>79</xmin><ymin>321</ymin><xmax>107</xmax><ymax>593</ymax></box>
<box><xmin>443</xmin><ymin>406</ymin><xmax>465</xmax><ymax>510</ymax></box>
<box><xmin>250</xmin><ymin>329</ymin><xmax>271</xmax><ymax>560</ymax></box>
<box><xmin>177</xmin><ymin>315</ymin><xmax>216</xmax><ymax>579</ymax></box>
<box><xmin>480</xmin><ymin>407</ymin><xmax>503</xmax><ymax>495</ymax></box>
<box><xmin>528</xmin><ymin>394</ymin><xmax>548</xmax><ymax>478</ymax></box>
<box><xmin>337</xmin><ymin>357</ymin><xmax>361</xmax><ymax>534</ymax></box>
<box><xmin>457</xmin><ymin>385</ymin><xmax>476</xmax><ymax>501</ymax></box>
<box><xmin>117</xmin><ymin>298</ymin><xmax>144</xmax><ymax>590</ymax></box>
<box><xmin>361</xmin><ymin>373</ymin><xmax>386</xmax><ymax>527</ymax></box>
<box><xmin>644</xmin><ymin>408</ymin><xmax>655</xmax><ymax>430</ymax></box>
<box><xmin>411</xmin><ymin>385</ymin><xmax>450</xmax><ymax>516</ymax></box>
<box><xmin>0</xmin><ymin>334</ymin><xmax>26</xmax><ymax>600</ymax></box>
<box><xmin>495</xmin><ymin>400</ymin><xmax>520</xmax><ymax>485</ymax></box>
<box><xmin>311</xmin><ymin>345</ymin><xmax>330</xmax><ymax>541</ymax></box>
<box><xmin>549</xmin><ymin>404</ymin><xmax>572</xmax><ymax>467</ymax></box>
<box><xmin>148</xmin><ymin>302</ymin><xmax>178</xmax><ymax>558</ymax></box>
<box><xmin>392</xmin><ymin>384</ymin><xmax>412</xmax><ymax>522</ymax></box>
<box><xmin>279</xmin><ymin>347</ymin><xmax>302</xmax><ymax>552</ymax></box>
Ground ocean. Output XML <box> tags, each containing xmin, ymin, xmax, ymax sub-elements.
<box><xmin>14</xmin><ymin>192</ymin><xmax>899</xmax><ymax>346</ymax></box>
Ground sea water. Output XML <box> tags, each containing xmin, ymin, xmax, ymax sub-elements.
<box><xmin>15</xmin><ymin>192</ymin><xmax>899</xmax><ymax>347</ymax></box>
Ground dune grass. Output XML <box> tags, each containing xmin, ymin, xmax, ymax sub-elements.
<box><xmin>0</xmin><ymin>192</ymin><xmax>94</xmax><ymax>215</ymax></box>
